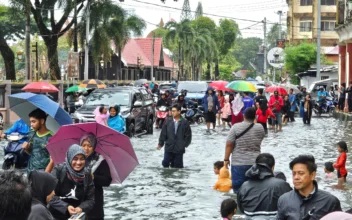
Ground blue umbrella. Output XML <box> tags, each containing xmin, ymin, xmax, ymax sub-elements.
<box><xmin>8</xmin><ymin>92</ymin><xmax>72</xmax><ymax>133</ymax></box>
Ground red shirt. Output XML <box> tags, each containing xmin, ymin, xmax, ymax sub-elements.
<box><xmin>256</xmin><ymin>108</ymin><xmax>276</xmax><ymax>123</ymax></box>
<box><xmin>334</xmin><ymin>152</ymin><xmax>347</xmax><ymax>176</ymax></box>
<box><xmin>268</xmin><ymin>96</ymin><xmax>284</xmax><ymax>112</ymax></box>
<box><xmin>218</xmin><ymin>95</ymin><xmax>225</xmax><ymax>108</ymax></box>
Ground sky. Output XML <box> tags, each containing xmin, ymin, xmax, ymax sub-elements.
<box><xmin>2</xmin><ymin>0</ymin><xmax>288</xmax><ymax>39</ymax></box>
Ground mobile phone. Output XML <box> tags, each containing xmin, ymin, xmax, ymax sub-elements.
<box><xmin>68</xmin><ymin>212</ymin><xmax>86</xmax><ymax>220</ymax></box>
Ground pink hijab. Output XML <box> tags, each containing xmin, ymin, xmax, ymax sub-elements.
<box><xmin>93</xmin><ymin>106</ymin><xmax>109</xmax><ymax>125</ymax></box>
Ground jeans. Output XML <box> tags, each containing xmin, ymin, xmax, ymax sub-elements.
<box><xmin>162</xmin><ymin>151</ymin><xmax>184</xmax><ymax>168</ymax></box>
<box><xmin>274</xmin><ymin>112</ymin><xmax>282</xmax><ymax>126</ymax></box>
<box><xmin>231</xmin><ymin>165</ymin><xmax>252</xmax><ymax>193</ymax></box>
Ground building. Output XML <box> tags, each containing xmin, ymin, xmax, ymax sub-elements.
<box><xmin>78</xmin><ymin>38</ymin><xmax>176</xmax><ymax>81</ymax></box>
<box><xmin>287</xmin><ymin>0</ymin><xmax>339</xmax><ymax>46</ymax></box>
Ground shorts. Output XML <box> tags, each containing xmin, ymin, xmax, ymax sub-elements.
<box><xmin>337</xmin><ymin>170</ymin><xmax>347</xmax><ymax>179</ymax></box>
<box><xmin>274</xmin><ymin>112</ymin><xmax>282</xmax><ymax>125</ymax></box>
<box><xmin>222</xmin><ymin>115</ymin><xmax>231</xmax><ymax>123</ymax></box>
<box><xmin>231</xmin><ymin>165</ymin><xmax>252</xmax><ymax>193</ymax></box>
<box><xmin>205</xmin><ymin>111</ymin><xmax>216</xmax><ymax>123</ymax></box>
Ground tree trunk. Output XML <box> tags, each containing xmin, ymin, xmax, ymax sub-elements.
<box><xmin>73</xmin><ymin>0</ymin><xmax>78</xmax><ymax>52</ymax></box>
<box><xmin>206</xmin><ymin>63</ymin><xmax>211</xmax><ymax>80</ymax></box>
<box><xmin>117</xmin><ymin>47</ymin><xmax>122</xmax><ymax>81</ymax></box>
<box><xmin>44</xmin><ymin>36</ymin><xmax>60</xmax><ymax>80</ymax></box>
<box><xmin>178</xmin><ymin>42</ymin><xmax>181</xmax><ymax>81</ymax></box>
<box><xmin>214</xmin><ymin>60</ymin><xmax>219</xmax><ymax>80</ymax></box>
<box><xmin>0</xmin><ymin>36</ymin><xmax>16</xmax><ymax>80</ymax></box>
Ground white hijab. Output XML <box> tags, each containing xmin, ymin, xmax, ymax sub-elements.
<box><xmin>232</xmin><ymin>94</ymin><xmax>244</xmax><ymax>116</ymax></box>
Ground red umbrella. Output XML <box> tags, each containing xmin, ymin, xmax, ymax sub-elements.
<box><xmin>265</xmin><ymin>85</ymin><xmax>288</xmax><ymax>95</ymax></box>
<box><xmin>22</xmin><ymin>82</ymin><xmax>59</xmax><ymax>93</ymax></box>
<box><xmin>209</xmin><ymin>80</ymin><xmax>232</xmax><ymax>92</ymax></box>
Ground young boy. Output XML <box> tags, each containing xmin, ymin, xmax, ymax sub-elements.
<box><xmin>214</xmin><ymin>161</ymin><xmax>224</xmax><ymax>175</ymax></box>
<box><xmin>22</xmin><ymin>108</ymin><xmax>53</xmax><ymax>173</ymax></box>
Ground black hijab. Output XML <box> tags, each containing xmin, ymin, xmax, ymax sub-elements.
<box><xmin>29</xmin><ymin>170</ymin><xmax>58</xmax><ymax>205</ymax></box>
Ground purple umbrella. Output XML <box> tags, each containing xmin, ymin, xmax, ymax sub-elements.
<box><xmin>46</xmin><ymin>122</ymin><xmax>138</xmax><ymax>184</ymax></box>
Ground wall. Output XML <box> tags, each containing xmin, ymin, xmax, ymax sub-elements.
<box><xmin>300</xmin><ymin>72</ymin><xmax>338</xmax><ymax>88</ymax></box>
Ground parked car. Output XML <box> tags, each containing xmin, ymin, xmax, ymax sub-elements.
<box><xmin>72</xmin><ymin>86</ymin><xmax>155</xmax><ymax>137</ymax></box>
<box><xmin>308</xmin><ymin>78</ymin><xmax>338</xmax><ymax>100</ymax></box>
<box><xmin>177</xmin><ymin>81</ymin><xmax>208</xmax><ymax>104</ymax></box>
<box><xmin>159</xmin><ymin>83</ymin><xmax>176</xmax><ymax>93</ymax></box>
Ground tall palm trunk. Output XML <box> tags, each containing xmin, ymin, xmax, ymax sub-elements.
<box><xmin>117</xmin><ymin>47</ymin><xmax>122</xmax><ymax>81</ymax></box>
<box><xmin>0</xmin><ymin>36</ymin><xmax>16</xmax><ymax>80</ymax></box>
<box><xmin>178</xmin><ymin>42</ymin><xmax>181</xmax><ymax>81</ymax></box>
<box><xmin>206</xmin><ymin>62</ymin><xmax>211</xmax><ymax>80</ymax></box>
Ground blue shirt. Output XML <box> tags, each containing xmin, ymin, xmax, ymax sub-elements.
<box><xmin>317</xmin><ymin>91</ymin><xmax>327</xmax><ymax>101</ymax></box>
<box><xmin>107</xmin><ymin>115</ymin><xmax>126</xmax><ymax>133</ymax></box>
<box><xmin>289</xmin><ymin>94</ymin><xmax>296</xmax><ymax>112</ymax></box>
<box><xmin>242</xmin><ymin>97</ymin><xmax>254</xmax><ymax>113</ymax></box>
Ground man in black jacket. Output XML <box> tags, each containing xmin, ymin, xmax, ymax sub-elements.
<box><xmin>277</xmin><ymin>155</ymin><xmax>341</xmax><ymax>220</ymax></box>
<box><xmin>237</xmin><ymin>153</ymin><xmax>291</xmax><ymax>219</ymax></box>
<box><xmin>157</xmin><ymin>105</ymin><xmax>192</xmax><ymax>168</ymax></box>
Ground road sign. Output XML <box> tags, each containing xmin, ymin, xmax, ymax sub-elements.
<box><xmin>267</xmin><ymin>47</ymin><xmax>285</xmax><ymax>68</ymax></box>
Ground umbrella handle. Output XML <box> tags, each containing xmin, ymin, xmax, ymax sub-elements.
<box><xmin>20</xmin><ymin>132</ymin><xmax>36</xmax><ymax>155</ymax></box>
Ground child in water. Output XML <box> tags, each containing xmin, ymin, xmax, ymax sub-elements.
<box><xmin>334</xmin><ymin>141</ymin><xmax>348</xmax><ymax>186</ymax></box>
<box><xmin>220</xmin><ymin>198</ymin><xmax>237</xmax><ymax>220</ymax></box>
<box><xmin>324</xmin><ymin>162</ymin><xmax>335</xmax><ymax>178</ymax></box>
<box><xmin>214</xmin><ymin>161</ymin><xmax>224</xmax><ymax>176</ymax></box>
<box><xmin>214</xmin><ymin>166</ymin><xmax>232</xmax><ymax>192</ymax></box>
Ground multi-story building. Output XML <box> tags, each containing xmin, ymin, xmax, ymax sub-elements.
<box><xmin>287</xmin><ymin>0</ymin><xmax>339</xmax><ymax>46</ymax></box>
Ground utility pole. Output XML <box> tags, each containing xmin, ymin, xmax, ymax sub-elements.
<box><xmin>151</xmin><ymin>33</ymin><xmax>155</xmax><ymax>81</ymax></box>
<box><xmin>74</xmin><ymin>0</ymin><xmax>78</xmax><ymax>52</ymax></box>
<box><xmin>263</xmin><ymin>17</ymin><xmax>267</xmax><ymax>75</ymax></box>
<box><xmin>316</xmin><ymin>0</ymin><xmax>321</xmax><ymax>81</ymax></box>
<box><xmin>278</xmin><ymin>10</ymin><xmax>282</xmax><ymax>40</ymax></box>
<box><xmin>25</xmin><ymin>0</ymin><xmax>31</xmax><ymax>80</ymax></box>
<box><xmin>84</xmin><ymin>0</ymin><xmax>90</xmax><ymax>80</ymax></box>
<box><xmin>32</xmin><ymin>42</ymin><xmax>38</xmax><ymax>81</ymax></box>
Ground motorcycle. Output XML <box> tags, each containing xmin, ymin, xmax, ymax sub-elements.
<box><xmin>2</xmin><ymin>132</ymin><xmax>29</xmax><ymax>170</ymax></box>
<box><xmin>156</xmin><ymin>106</ymin><xmax>169</xmax><ymax>128</ymax></box>
<box><xmin>313</xmin><ymin>96</ymin><xmax>335</xmax><ymax>117</ymax></box>
<box><xmin>182</xmin><ymin>105</ymin><xmax>205</xmax><ymax>124</ymax></box>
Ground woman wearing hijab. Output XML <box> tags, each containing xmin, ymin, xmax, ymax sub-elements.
<box><xmin>231</xmin><ymin>93</ymin><xmax>244</xmax><ymax>125</ymax></box>
<box><xmin>107</xmin><ymin>105</ymin><xmax>126</xmax><ymax>133</ymax></box>
<box><xmin>49</xmin><ymin>144</ymin><xmax>95</xmax><ymax>220</ymax></box>
<box><xmin>80</xmin><ymin>133</ymin><xmax>112</xmax><ymax>220</ymax></box>
<box><xmin>28</xmin><ymin>170</ymin><xmax>57</xmax><ymax>220</ymax></box>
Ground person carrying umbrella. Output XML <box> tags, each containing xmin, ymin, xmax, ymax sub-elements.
<box><xmin>22</xmin><ymin>108</ymin><xmax>53</xmax><ymax>173</ymax></box>
<box><xmin>80</xmin><ymin>133</ymin><xmax>112</xmax><ymax>220</ymax></box>
<box><xmin>268</xmin><ymin>91</ymin><xmax>284</xmax><ymax>132</ymax></box>
<box><xmin>107</xmin><ymin>105</ymin><xmax>126</xmax><ymax>133</ymax></box>
<box><xmin>49</xmin><ymin>144</ymin><xmax>95</xmax><ymax>220</ymax></box>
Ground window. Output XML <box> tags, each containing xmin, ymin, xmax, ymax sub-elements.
<box><xmin>321</xmin><ymin>76</ymin><xmax>329</xmax><ymax>80</ymax></box>
<box><xmin>300</xmin><ymin>0</ymin><xmax>312</xmax><ymax>5</ymax></box>
<box><xmin>321</xmin><ymin>21</ymin><xmax>335</xmax><ymax>31</ymax></box>
<box><xmin>321</xmin><ymin>0</ymin><xmax>335</xmax><ymax>5</ymax></box>
<box><xmin>300</xmin><ymin>19</ymin><xmax>312</xmax><ymax>32</ymax></box>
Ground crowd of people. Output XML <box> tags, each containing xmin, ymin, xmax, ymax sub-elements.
<box><xmin>2</xmin><ymin>80</ymin><xmax>352</xmax><ymax>220</ymax></box>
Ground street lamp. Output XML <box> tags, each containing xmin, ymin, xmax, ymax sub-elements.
<box><xmin>100</xmin><ymin>60</ymin><xmax>104</xmax><ymax>68</ymax></box>
<box><xmin>17</xmin><ymin>51</ymin><xmax>24</xmax><ymax>61</ymax></box>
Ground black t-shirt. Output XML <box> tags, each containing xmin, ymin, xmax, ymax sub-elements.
<box><xmin>254</xmin><ymin>95</ymin><xmax>267</xmax><ymax>105</ymax></box>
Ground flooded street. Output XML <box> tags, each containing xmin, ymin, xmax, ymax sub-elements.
<box><xmin>1</xmin><ymin>116</ymin><xmax>352</xmax><ymax>219</ymax></box>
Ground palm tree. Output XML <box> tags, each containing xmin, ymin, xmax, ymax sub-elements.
<box><xmin>165</xmin><ymin>19</ymin><xmax>195</xmax><ymax>80</ymax></box>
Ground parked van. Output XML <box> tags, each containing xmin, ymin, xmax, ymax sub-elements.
<box><xmin>307</xmin><ymin>78</ymin><xmax>338</xmax><ymax>100</ymax></box>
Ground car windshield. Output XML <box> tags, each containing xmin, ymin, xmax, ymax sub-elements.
<box><xmin>159</xmin><ymin>85</ymin><xmax>173</xmax><ymax>90</ymax></box>
<box><xmin>178</xmin><ymin>83</ymin><xmax>207</xmax><ymax>92</ymax></box>
<box><xmin>85</xmin><ymin>91</ymin><xmax>130</xmax><ymax>106</ymax></box>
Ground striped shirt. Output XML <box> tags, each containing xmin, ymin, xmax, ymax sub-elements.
<box><xmin>227</xmin><ymin>121</ymin><xmax>265</xmax><ymax>166</ymax></box>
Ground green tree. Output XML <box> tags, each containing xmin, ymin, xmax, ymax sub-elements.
<box><xmin>0</xmin><ymin>5</ymin><xmax>25</xmax><ymax>80</ymax></box>
<box><xmin>233</xmin><ymin>37</ymin><xmax>262</xmax><ymax>68</ymax></box>
<box><xmin>267</xmin><ymin>24</ymin><xmax>287</xmax><ymax>49</ymax></box>
<box><xmin>165</xmin><ymin>19</ymin><xmax>195</xmax><ymax>80</ymax></box>
<box><xmin>215</xmin><ymin>19</ymin><xmax>240</xmax><ymax>79</ymax></box>
<box><xmin>284</xmin><ymin>42</ymin><xmax>317</xmax><ymax>83</ymax></box>
<box><xmin>10</xmin><ymin>0</ymin><xmax>87</xmax><ymax>79</ymax></box>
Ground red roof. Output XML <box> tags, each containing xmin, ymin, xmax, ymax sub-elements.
<box><xmin>121</xmin><ymin>38</ymin><xmax>174</xmax><ymax>69</ymax></box>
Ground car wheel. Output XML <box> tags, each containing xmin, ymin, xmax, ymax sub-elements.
<box><xmin>126</xmin><ymin>123</ymin><xmax>135</xmax><ymax>137</ymax></box>
<box><xmin>146</xmin><ymin>118</ymin><xmax>153</xmax><ymax>134</ymax></box>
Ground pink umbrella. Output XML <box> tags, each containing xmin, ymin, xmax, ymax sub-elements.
<box><xmin>22</xmin><ymin>82</ymin><xmax>59</xmax><ymax>93</ymax></box>
<box><xmin>46</xmin><ymin>122</ymin><xmax>138</xmax><ymax>184</ymax></box>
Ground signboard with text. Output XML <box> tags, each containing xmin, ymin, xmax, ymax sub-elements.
<box><xmin>67</xmin><ymin>52</ymin><xmax>79</xmax><ymax>78</ymax></box>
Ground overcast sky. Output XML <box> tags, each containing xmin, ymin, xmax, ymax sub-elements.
<box><xmin>2</xmin><ymin>0</ymin><xmax>288</xmax><ymax>39</ymax></box>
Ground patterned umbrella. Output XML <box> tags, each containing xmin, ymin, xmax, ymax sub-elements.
<box><xmin>226</xmin><ymin>81</ymin><xmax>257</xmax><ymax>92</ymax></box>
<box><xmin>65</xmin><ymin>85</ymin><xmax>88</xmax><ymax>93</ymax></box>
<box><xmin>79</xmin><ymin>79</ymin><xmax>106</xmax><ymax>89</ymax></box>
